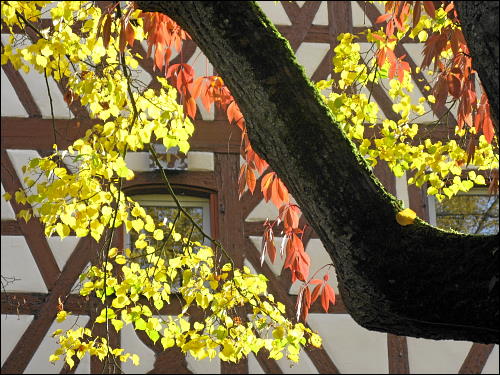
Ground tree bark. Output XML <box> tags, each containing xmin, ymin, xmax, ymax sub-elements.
<box><xmin>136</xmin><ymin>1</ymin><xmax>499</xmax><ymax>344</ymax></box>
<box><xmin>455</xmin><ymin>1</ymin><xmax>499</xmax><ymax>133</ymax></box>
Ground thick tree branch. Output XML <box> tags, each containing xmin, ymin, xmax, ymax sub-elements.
<box><xmin>136</xmin><ymin>1</ymin><xmax>499</xmax><ymax>343</ymax></box>
<box><xmin>455</xmin><ymin>1</ymin><xmax>499</xmax><ymax>133</ymax></box>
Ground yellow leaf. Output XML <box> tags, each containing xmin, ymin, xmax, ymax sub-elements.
<box><xmin>111</xmin><ymin>319</ymin><xmax>124</xmax><ymax>332</ymax></box>
<box><xmin>131</xmin><ymin>354</ymin><xmax>140</xmax><ymax>366</ymax></box>
<box><xmin>56</xmin><ymin>310</ymin><xmax>69</xmax><ymax>322</ymax></box>
<box><xmin>36</xmin><ymin>55</ymin><xmax>48</xmax><ymax>67</ymax></box>
<box><xmin>3</xmin><ymin>192</ymin><xmax>12</xmax><ymax>201</ymax></box>
<box><xmin>66</xmin><ymin>355</ymin><xmax>75</xmax><ymax>369</ymax></box>
<box><xmin>396</xmin><ymin>208</ymin><xmax>417</xmax><ymax>226</ymax></box>
<box><xmin>153</xmin><ymin>229</ymin><xmax>164</xmax><ymax>241</ymax></box>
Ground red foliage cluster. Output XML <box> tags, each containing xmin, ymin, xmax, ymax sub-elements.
<box><xmin>376</xmin><ymin>1</ymin><xmax>495</xmax><ymax>144</ymax></box>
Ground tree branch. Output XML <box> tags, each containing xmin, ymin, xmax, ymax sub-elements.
<box><xmin>135</xmin><ymin>1</ymin><xmax>499</xmax><ymax>343</ymax></box>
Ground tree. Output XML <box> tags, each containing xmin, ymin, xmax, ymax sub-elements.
<box><xmin>134</xmin><ymin>1</ymin><xmax>499</xmax><ymax>343</ymax></box>
<box><xmin>1</xmin><ymin>1</ymin><xmax>498</xmax><ymax>369</ymax></box>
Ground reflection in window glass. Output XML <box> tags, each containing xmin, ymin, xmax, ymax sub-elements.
<box><xmin>436</xmin><ymin>192</ymin><xmax>499</xmax><ymax>235</ymax></box>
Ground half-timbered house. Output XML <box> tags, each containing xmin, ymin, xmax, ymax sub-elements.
<box><xmin>1</xmin><ymin>1</ymin><xmax>498</xmax><ymax>373</ymax></box>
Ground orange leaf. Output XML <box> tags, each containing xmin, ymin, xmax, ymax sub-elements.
<box><xmin>321</xmin><ymin>285</ymin><xmax>330</xmax><ymax>312</ymax></box>
<box><xmin>261</xmin><ymin>172</ymin><xmax>274</xmax><ymax>202</ymax></box>
<box><xmin>184</xmin><ymin>96</ymin><xmax>197</xmax><ymax>119</ymax></box>
<box><xmin>375</xmin><ymin>13</ymin><xmax>392</xmax><ymax>24</ymax></box>
<box><xmin>325</xmin><ymin>284</ymin><xmax>336</xmax><ymax>306</ymax></box>
<box><xmin>125</xmin><ymin>22</ymin><xmax>135</xmax><ymax>47</ymax></box>
<box><xmin>246</xmin><ymin>167</ymin><xmax>256</xmax><ymax>194</ymax></box>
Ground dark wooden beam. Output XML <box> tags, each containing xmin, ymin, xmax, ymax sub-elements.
<box><xmin>1</xmin><ymin>219</ymin><xmax>21</xmax><ymax>235</ymax></box>
<box><xmin>387</xmin><ymin>334</ymin><xmax>410</xmax><ymax>374</ymax></box>
<box><xmin>281</xmin><ymin>1</ymin><xmax>322</xmax><ymax>51</ymax></box>
<box><xmin>1</xmin><ymin>117</ymin><xmax>241</xmax><ymax>153</ymax></box>
<box><xmin>459</xmin><ymin>343</ymin><xmax>495</xmax><ymax>374</ymax></box>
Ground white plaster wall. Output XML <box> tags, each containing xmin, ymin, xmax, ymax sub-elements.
<box><xmin>407</xmin><ymin>337</ymin><xmax>472</xmax><ymax>374</ymax></box>
<box><xmin>46</xmin><ymin>236</ymin><xmax>81</xmax><ymax>270</ymax></box>
<box><xmin>1</xmin><ymin>183</ymin><xmax>16</xmax><ymax>220</ymax></box>
<box><xmin>187</xmin><ymin>152</ymin><xmax>214</xmax><ymax>171</ymax></box>
<box><xmin>25</xmin><ymin>314</ymin><xmax>90</xmax><ymax>374</ymax></box>
<box><xmin>295</xmin><ymin>42</ymin><xmax>331</xmax><ymax>78</ymax></box>
<box><xmin>246</xmin><ymin>199</ymin><xmax>280</xmax><ymax>222</ymax></box>
<box><xmin>312</xmin><ymin>1</ymin><xmax>328</xmax><ymax>25</ymax></box>
<box><xmin>1</xmin><ymin>67</ymin><xmax>28</xmax><ymax>117</ymax></box>
<box><xmin>482</xmin><ymin>345</ymin><xmax>499</xmax><ymax>374</ymax></box>
<box><xmin>307</xmin><ymin>314</ymin><xmax>389</xmax><ymax>374</ymax></box>
<box><xmin>257</xmin><ymin>1</ymin><xmax>292</xmax><ymax>25</ymax></box>
<box><xmin>1</xmin><ymin>314</ymin><xmax>34</xmax><ymax>366</ymax></box>
<box><xmin>120</xmin><ymin>323</ymin><xmax>155</xmax><ymax>374</ymax></box>
<box><xmin>1</xmin><ymin>236</ymin><xmax>47</xmax><ymax>293</ymax></box>
<box><xmin>352</xmin><ymin>1</ymin><xmax>373</xmax><ymax>27</ymax></box>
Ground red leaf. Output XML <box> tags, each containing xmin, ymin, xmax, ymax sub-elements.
<box><xmin>376</xmin><ymin>47</ymin><xmax>387</xmax><ymax>68</ymax></box>
<box><xmin>386</xmin><ymin>19</ymin><xmax>395</xmax><ymax>36</ymax></box>
<box><xmin>375</xmin><ymin>13</ymin><xmax>392</xmax><ymax>24</ymax></box>
<box><xmin>119</xmin><ymin>21</ymin><xmax>126</xmax><ymax>53</ymax></box>
<box><xmin>64</xmin><ymin>90</ymin><xmax>74</xmax><ymax>106</ymax></box>
<box><xmin>267</xmin><ymin>235</ymin><xmax>277</xmax><ymax>264</ymax></box>
<box><xmin>483</xmin><ymin>114</ymin><xmax>495</xmax><ymax>144</ymax></box>
<box><xmin>447</xmin><ymin>74</ymin><xmax>462</xmax><ymax>99</ymax></box>
<box><xmin>311</xmin><ymin>284</ymin><xmax>322</xmax><ymax>303</ymax></box>
<box><xmin>102</xmin><ymin>13</ymin><xmax>112</xmax><ymax>49</ymax></box>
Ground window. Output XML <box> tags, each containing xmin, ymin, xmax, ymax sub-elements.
<box><xmin>125</xmin><ymin>194</ymin><xmax>211</xmax><ymax>264</ymax></box>
<box><xmin>429</xmin><ymin>189</ymin><xmax>499</xmax><ymax>235</ymax></box>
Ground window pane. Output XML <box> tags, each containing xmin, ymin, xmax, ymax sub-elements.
<box><xmin>436</xmin><ymin>193</ymin><xmax>499</xmax><ymax>235</ymax></box>
<box><xmin>129</xmin><ymin>206</ymin><xmax>205</xmax><ymax>260</ymax></box>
